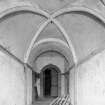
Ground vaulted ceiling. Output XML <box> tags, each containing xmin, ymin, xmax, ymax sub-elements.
<box><xmin>0</xmin><ymin>0</ymin><xmax>105</xmax><ymax>68</ymax></box>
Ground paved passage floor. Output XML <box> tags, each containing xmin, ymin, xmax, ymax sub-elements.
<box><xmin>32</xmin><ymin>98</ymin><xmax>54</xmax><ymax>105</ymax></box>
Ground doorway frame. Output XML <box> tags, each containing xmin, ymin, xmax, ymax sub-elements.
<box><xmin>40</xmin><ymin>64</ymin><xmax>61</xmax><ymax>98</ymax></box>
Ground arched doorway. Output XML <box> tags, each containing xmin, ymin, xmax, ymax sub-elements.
<box><xmin>41</xmin><ymin>64</ymin><xmax>61</xmax><ymax>98</ymax></box>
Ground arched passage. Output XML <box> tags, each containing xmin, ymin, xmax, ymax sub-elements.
<box><xmin>41</xmin><ymin>64</ymin><xmax>61</xmax><ymax>98</ymax></box>
<box><xmin>29</xmin><ymin>39</ymin><xmax>72</xmax><ymax>101</ymax></box>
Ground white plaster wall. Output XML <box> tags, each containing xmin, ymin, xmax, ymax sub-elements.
<box><xmin>0</xmin><ymin>51</ymin><xmax>25</xmax><ymax>105</ymax></box>
<box><xmin>34</xmin><ymin>52</ymin><xmax>65</xmax><ymax>73</ymax></box>
<box><xmin>36</xmin><ymin>56</ymin><xmax>64</xmax><ymax>73</ymax></box>
<box><xmin>69</xmin><ymin>68</ymin><xmax>75</xmax><ymax>105</ymax></box>
<box><xmin>26</xmin><ymin>67</ymin><xmax>32</xmax><ymax>105</ymax></box>
<box><xmin>76</xmin><ymin>49</ymin><xmax>105</xmax><ymax>105</ymax></box>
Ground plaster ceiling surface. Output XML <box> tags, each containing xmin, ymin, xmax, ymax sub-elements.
<box><xmin>0</xmin><ymin>0</ymin><xmax>102</xmax><ymax>13</ymax></box>
<box><xmin>35</xmin><ymin>22</ymin><xmax>67</xmax><ymax>43</ymax></box>
<box><xmin>0</xmin><ymin>0</ymin><xmax>105</xmax><ymax>66</ymax></box>
<box><xmin>57</xmin><ymin>12</ymin><xmax>105</xmax><ymax>61</ymax></box>
<box><xmin>0</xmin><ymin>12</ymin><xmax>46</xmax><ymax>60</ymax></box>
<box><xmin>28</xmin><ymin>41</ymin><xmax>74</xmax><ymax>67</ymax></box>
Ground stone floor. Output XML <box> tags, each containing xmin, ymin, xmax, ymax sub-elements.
<box><xmin>32</xmin><ymin>98</ymin><xmax>54</xmax><ymax>105</ymax></box>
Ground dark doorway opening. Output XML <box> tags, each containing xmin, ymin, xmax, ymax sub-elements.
<box><xmin>44</xmin><ymin>69</ymin><xmax>51</xmax><ymax>97</ymax></box>
<box><xmin>42</xmin><ymin>65</ymin><xmax>60</xmax><ymax>98</ymax></box>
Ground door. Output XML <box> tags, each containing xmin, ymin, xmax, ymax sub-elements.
<box><xmin>51</xmin><ymin>69</ymin><xmax>58</xmax><ymax>97</ymax></box>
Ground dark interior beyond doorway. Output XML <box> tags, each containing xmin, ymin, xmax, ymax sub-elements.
<box><xmin>44</xmin><ymin>69</ymin><xmax>51</xmax><ymax>97</ymax></box>
<box><xmin>43</xmin><ymin>66</ymin><xmax>59</xmax><ymax>98</ymax></box>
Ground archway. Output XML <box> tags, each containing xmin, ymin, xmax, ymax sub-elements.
<box><xmin>41</xmin><ymin>64</ymin><xmax>61</xmax><ymax>98</ymax></box>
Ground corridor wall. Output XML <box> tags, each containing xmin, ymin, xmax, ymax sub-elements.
<box><xmin>76</xmin><ymin>49</ymin><xmax>105</xmax><ymax>105</ymax></box>
<box><xmin>0</xmin><ymin>50</ymin><xmax>25</xmax><ymax>105</ymax></box>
